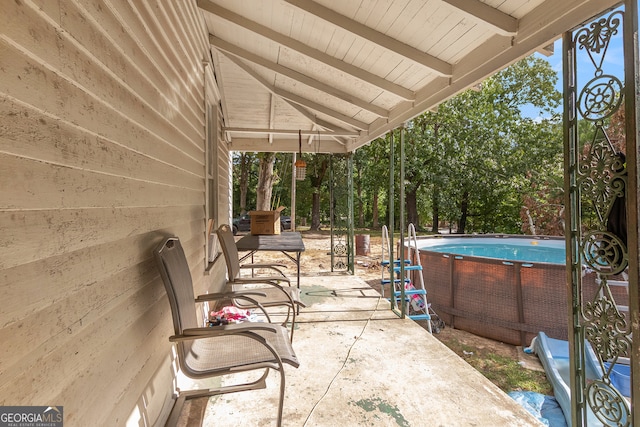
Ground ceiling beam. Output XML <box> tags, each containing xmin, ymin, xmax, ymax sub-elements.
<box><xmin>346</xmin><ymin>0</ymin><xmax>622</xmax><ymax>152</ymax></box>
<box><xmin>209</xmin><ymin>35</ymin><xmax>389</xmax><ymax>118</ymax></box>
<box><xmin>266</xmin><ymin>89</ymin><xmax>354</xmax><ymax>138</ymax></box>
<box><xmin>536</xmin><ymin>42</ymin><xmax>555</xmax><ymax>57</ymax></box>
<box><xmin>214</xmin><ymin>52</ymin><xmax>355</xmax><ymax>138</ymax></box>
<box><xmin>210</xmin><ymin>50</ymin><xmax>231</xmax><ymax>130</ymax></box>
<box><xmin>268</xmin><ymin>93</ymin><xmax>275</xmax><ymax>144</ymax></box>
<box><xmin>219</xmin><ymin>50</ymin><xmax>369</xmax><ymax>130</ymax></box>
<box><xmin>229</xmin><ymin>137</ymin><xmax>347</xmax><ymax>153</ymax></box>
<box><xmin>197</xmin><ymin>0</ymin><xmax>415</xmax><ymax>101</ymax></box>
<box><xmin>284</xmin><ymin>0</ymin><xmax>453</xmax><ymax>76</ymax></box>
<box><xmin>441</xmin><ymin>0</ymin><xmax>518</xmax><ymax>35</ymax></box>
<box><xmin>223</xmin><ymin>127</ymin><xmax>359</xmax><ymax>137</ymax></box>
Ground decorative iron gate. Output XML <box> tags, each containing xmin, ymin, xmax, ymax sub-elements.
<box><xmin>564</xmin><ymin>2</ymin><xmax>638</xmax><ymax>425</ymax></box>
<box><xmin>330</xmin><ymin>154</ymin><xmax>354</xmax><ymax>273</ymax></box>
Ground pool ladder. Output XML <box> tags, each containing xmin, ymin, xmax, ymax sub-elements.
<box><xmin>381</xmin><ymin>224</ymin><xmax>434</xmax><ymax>333</ymax></box>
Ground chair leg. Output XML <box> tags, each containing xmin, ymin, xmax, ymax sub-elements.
<box><xmin>167</xmin><ymin>368</ymin><xmax>271</xmax><ymax>427</ymax></box>
<box><xmin>165</xmin><ymin>393</ymin><xmax>187</xmax><ymax>427</ymax></box>
<box><xmin>201</xmin><ymin>369</ymin><xmax>270</xmax><ymax>396</ymax></box>
<box><xmin>276</xmin><ymin>365</ymin><xmax>286</xmax><ymax>427</ymax></box>
<box><xmin>288</xmin><ymin>306</ymin><xmax>295</xmax><ymax>342</ymax></box>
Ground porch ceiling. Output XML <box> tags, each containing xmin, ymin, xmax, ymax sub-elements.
<box><xmin>197</xmin><ymin>0</ymin><xmax>619</xmax><ymax>153</ymax></box>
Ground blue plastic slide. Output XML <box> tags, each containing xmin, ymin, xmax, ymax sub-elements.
<box><xmin>532</xmin><ymin>332</ymin><xmax>620</xmax><ymax>427</ymax></box>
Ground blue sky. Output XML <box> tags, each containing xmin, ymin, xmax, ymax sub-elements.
<box><xmin>521</xmin><ymin>7</ymin><xmax>626</xmax><ymax>120</ymax></box>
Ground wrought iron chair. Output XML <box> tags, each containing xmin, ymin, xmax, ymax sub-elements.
<box><xmin>154</xmin><ymin>236</ymin><xmax>299</xmax><ymax>427</ymax></box>
<box><xmin>217</xmin><ymin>224</ymin><xmax>306</xmax><ymax>341</ymax></box>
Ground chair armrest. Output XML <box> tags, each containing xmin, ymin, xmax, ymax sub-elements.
<box><xmin>169</xmin><ymin>323</ymin><xmax>279</xmax><ymax>342</ymax></box>
<box><xmin>230</xmin><ymin>279</ymin><xmax>285</xmax><ymax>290</ymax></box>
<box><xmin>194</xmin><ymin>290</ymin><xmax>267</xmax><ymax>302</ymax></box>
<box><xmin>195</xmin><ymin>291</ymin><xmax>273</xmax><ymax>323</ymax></box>
<box><xmin>230</xmin><ymin>280</ymin><xmax>299</xmax><ymax>309</ymax></box>
<box><xmin>241</xmin><ymin>262</ymin><xmax>287</xmax><ymax>269</ymax></box>
<box><xmin>234</xmin><ymin>275</ymin><xmax>291</xmax><ymax>285</ymax></box>
<box><xmin>240</xmin><ymin>263</ymin><xmax>288</xmax><ymax>277</ymax></box>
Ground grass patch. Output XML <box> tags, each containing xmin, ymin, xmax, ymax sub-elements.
<box><xmin>473</xmin><ymin>353</ymin><xmax>553</xmax><ymax>395</ymax></box>
<box><xmin>437</xmin><ymin>336</ymin><xmax>553</xmax><ymax>395</ymax></box>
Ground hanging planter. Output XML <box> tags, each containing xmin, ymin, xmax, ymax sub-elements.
<box><xmin>295</xmin><ymin>130</ymin><xmax>306</xmax><ymax>180</ymax></box>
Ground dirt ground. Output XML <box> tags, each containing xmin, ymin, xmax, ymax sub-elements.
<box><xmin>237</xmin><ymin>230</ymin><xmax>538</xmax><ymax>364</ymax></box>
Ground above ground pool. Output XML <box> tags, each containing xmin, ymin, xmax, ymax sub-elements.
<box><xmin>418</xmin><ymin>236</ymin><xmax>565</xmax><ymax>264</ymax></box>
<box><xmin>414</xmin><ymin>234</ymin><xmax>569</xmax><ymax>346</ymax></box>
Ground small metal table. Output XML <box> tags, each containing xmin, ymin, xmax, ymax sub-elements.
<box><xmin>235</xmin><ymin>232</ymin><xmax>306</xmax><ymax>290</ymax></box>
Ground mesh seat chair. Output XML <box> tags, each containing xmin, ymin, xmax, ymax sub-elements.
<box><xmin>217</xmin><ymin>224</ymin><xmax>306</xmax><ymax>341</ymax></box>
<box><xmin>154</xmin><ymin>237</ymin><xmax>299</xmax><ymax>427</ymax></box>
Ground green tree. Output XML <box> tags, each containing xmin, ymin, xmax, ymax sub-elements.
<box><xmin>305</xmin><ymin>153</ymin><xmax>330</xmax><ymax>230</ymax></box>
<box><xmin>357</xmin><ymin>137</ymin><xmax>390</xmax><ymax>228</ymax></box>
<box><xmin>236</xmin><ymin>152</ymin><xmax>256</xmax><ymax>215</ymax></box>
<box><xmin>232</xmin><ymin>152</ymin><xmax>258</xmax><ymax>215</ymax></box>
<box><xmin>399</xmin><ymin>56</ymin><xmax>562</xmax><ymax>234</ymax></box>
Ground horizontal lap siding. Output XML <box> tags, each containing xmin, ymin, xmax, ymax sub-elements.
<box><xmin>0</xmin><ymin>0</ymin><xmax>220</xmax><ymax>425</ymax></box>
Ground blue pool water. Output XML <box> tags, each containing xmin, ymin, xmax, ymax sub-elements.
<box><xmin>418</xmin><ymin>237</ymin><xmax>566</xmax><ymax>264</ymax></box>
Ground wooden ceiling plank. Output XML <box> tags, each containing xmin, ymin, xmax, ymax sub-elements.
<box><xmin>197</xmin><ymin>0</ymin><xmax>414</xmax><ymax>101</ymax></box>
<box><xmin>273</xmin><ymin>87</ymin><xmax>369</xmax><ymax>130</ymax></box>
<box><xmin>223</xmin><ymin>127</ymin><xmax>359</xmax><ymax>137</ymax></box>
<box><xmin>218</xmin><ymin>50</ymin><xmax>368</xmax><ymax>130</ymax></box>
<box><xmin>209</xmin><ymin>35</ymin><xmax>389</xmax><ymax>117</ymax></box>
<box><xmin>441</xmin><ymin>0</ymin><xmax>518</xmax><ymax>35</ymax></box>
<box><xmin>229</xmin><ymin>137</ymin><xmax>347</xmax><ymax>153</ymax></box>
<box><xmin>346</xmin><ymin>0</ymin><xmax>622</xmax><ymax>152</ymax></box>
<box><xmin>284</xmin><ymin>0</ymin><xmax>453</xmax><ymax>76</ymax></box>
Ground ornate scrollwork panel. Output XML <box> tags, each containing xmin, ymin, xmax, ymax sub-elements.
<box><xmin>330</xmin><ymin>155</ymin><xmax>353</xmax><ymax>272</ymax></box>
<box><xmin>575</xmin><ymin>12</ymin><xmax>622</xmax><ymax>77</ymax></box>
<box><xmin>581</xmin><ymin>231</ymin><xmax>628</xmax><ymax>274</ymax></box>
<box><xmin>583</xmin><ymin>294</ymin><xmax>631</xmax><ymax>361</ymax></box>
<box><xmin>577</xmin><ymin>128</ymin><xmax>626</xmax><ymax>226</ymax></box>
<box><xmin>570</xmin><ymin>8</ymin><xmax>632</xmax><ymax>426</ymax></box>
<box><xmin>586</xmin><ymin>381</ymin><xmax>630</xmax><ymax>427</ymax></box>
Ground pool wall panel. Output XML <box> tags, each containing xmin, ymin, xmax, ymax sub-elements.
<box><xmin>520</xmin><ymin>264</ymin><xmax>568</xmax><ymax>343</ymax></box>
<box><xmin>419</xmin><ymin>239</ymin><xmax>569</xmax><ymax>345</ymax></box>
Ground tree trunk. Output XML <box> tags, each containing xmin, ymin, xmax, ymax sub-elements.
<box><xmin>311</xmin><ymin>191</ymin><xmax>321</xmax><ymax>230</ymax></box>
<box><xmin>458</xmin><ymin>190</ymin><xmax>469</xmax><ymax>234</ymax></box>
<box><xmin>309</xmin><ymin>155</ymin><xmax>330</xmax><ymax>231</ymax></box>
<box><xmin>357</xmin><ymin>178</ymin><xmax>364</xmax><ymax>228</ymax></box>
<box><xmin>256</xmin><ymin>153</ymin><xmax>276</xmax><ymax>210</ymax></box>
<box><xmin>523</xmin><ymin>206</ymin><xmax>536</xmax><ymax>235</ymax></box>
<box><xmin>372</xmin><ymin>191</ymin><xmax>379</xmax><ymax>229</ymax></box>
<box><xmin>239</xmin><ymin>153</ymin><xmax>251</xmax><ymax>214</ymax></box>
<box><xmin>406</xmin><ymin>189</ymin><xmax>419</xmax><ymax>229</ymax></box>
<box><xmin>432</xmin><ymin>188</ymin><xmax>439</xmax><ymax>233</ymax></box>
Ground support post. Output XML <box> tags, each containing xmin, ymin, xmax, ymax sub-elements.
<box><xmin>399</xmin><ymin>124</ymin><xmax>406</xmax><ymax>318</ymax></box>
<box><xmin>291</xmin><ymin>152</ymin><xmax>296</xmax><ymax>231</ymax></box>
<box><xmin>388</xmin><ymin>131</ymin><xmax>396</xmax><ymax>311</ymax></box>
<box><xmin>347</xmin><ymin>153</ymin><xmax>355</xmax><ymax>274</ymax></box>
<box><xmin>563</xmin><ymin>30</ymin><xmax>586</xmax><ymax>427</ymax></box>
<box><xmin>623</xmin><ymin>0</ymin><xmax>639</xmax><ymax>420</ymax></box>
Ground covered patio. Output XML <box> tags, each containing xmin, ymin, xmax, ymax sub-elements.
<box><xmin>175</xmin><ymin>274</ymin><xmax>542</xmax><ymax>426</ymax></box>
<box><xmin>1</xmin><ymin>0</ymin><xmax>637</xmax><ymax>426</ymax></box>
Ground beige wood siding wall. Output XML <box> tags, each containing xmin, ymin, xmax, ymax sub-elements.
<box><xmin>0</xmin><ymin>1</ymin><xmax>227</xmax><ymax>425</ymax></box>
<box><xmin>217</xmin><ymin>109</ymin><xmax>232</xmax><ymax>228</ymax></box>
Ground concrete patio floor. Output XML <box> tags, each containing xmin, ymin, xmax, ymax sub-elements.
<box><xmin>177</xmin><ymin>274</ymin><xmax>543</xmax><ymax>426</ymax></box>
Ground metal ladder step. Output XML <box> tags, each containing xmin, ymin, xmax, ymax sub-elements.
<box><xmin>392</xmin><ymin>264</ymin><xmax>423</xmax><ymax>272</ymax></box>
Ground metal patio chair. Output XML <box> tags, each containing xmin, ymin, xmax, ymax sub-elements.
<box><xmin>217</xmin><ymin>224</ymin><xmax>306</xmax><ymax>341</ymax></box>
<box><xmin>154</xmin><ymin>237</ymin><xmax>299</xmax><ymax>427</ymax></box>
